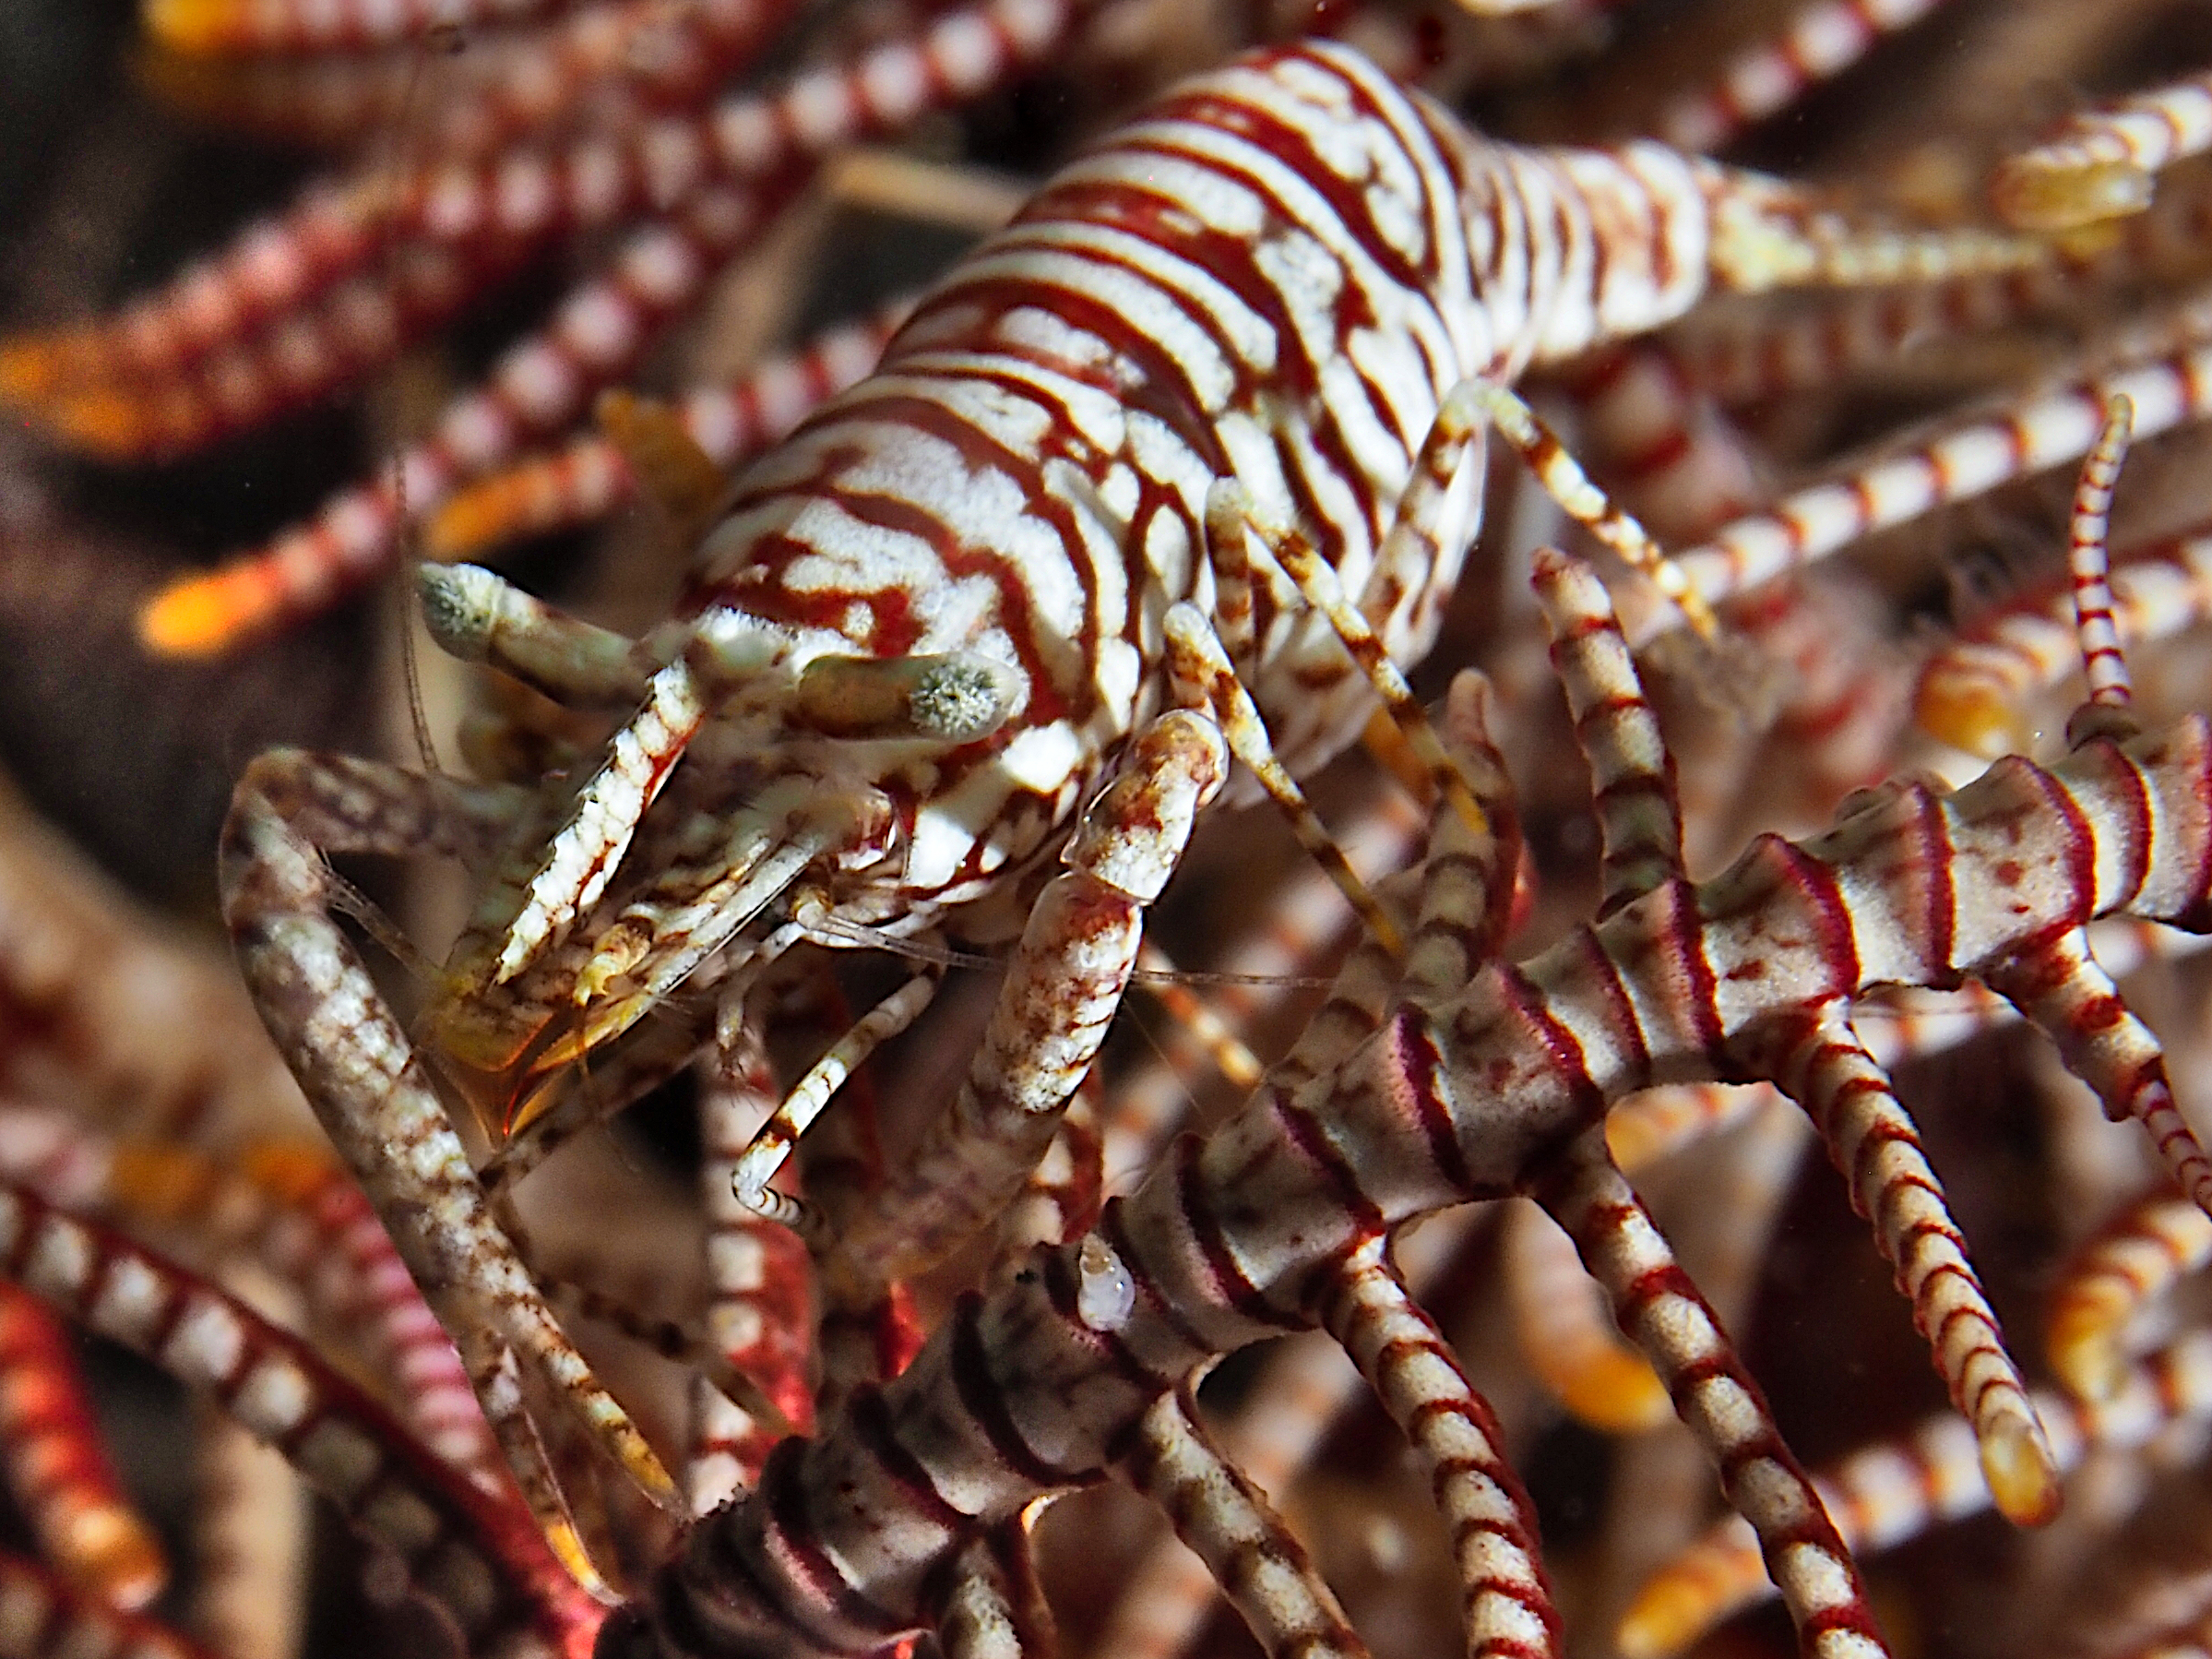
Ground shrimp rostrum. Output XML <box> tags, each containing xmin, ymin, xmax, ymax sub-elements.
<box><xmin>216</xmin><ymin>40</ymin><xmax>2048</xmax><ymax>1579</ymax></box>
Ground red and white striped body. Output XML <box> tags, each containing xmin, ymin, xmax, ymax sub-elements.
<box><xmin>644</xmin><ymin>42</ymin><xmax>1707</xmax><ymax>928</ymax></box>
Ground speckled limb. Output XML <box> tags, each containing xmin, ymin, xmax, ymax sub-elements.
<box><xmin>813</xmin><ymin>707</ymin><xmax>1228</xmax><ymax>1303</ymax></box>
<box><xmin>220</xmin><ymin>748</ymin><xmax>681</xmax><ymax>1536</ymax></box>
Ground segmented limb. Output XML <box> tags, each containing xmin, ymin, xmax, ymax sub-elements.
<box><xmin>1503</xmin><ymin>1201</ymin><xmax>1671</xmax><ymax>1431</ymax></box>
<box><xmin>349</xmin><ymin>0</ymin><xmax>1067</xmax><ymax>267</ymax></box>
<box><xmin>1210</xmin><ymin>484</ymin><xmax>1491</xmax><ymax>836</ymax></box>
<box><xmin>813</xmin><ymin>706</ymin><xmax>1228</xmax><ymax>1301</ymax></box>
<box><xmin>225</xmin><ymin>1140</ymin><xmax>505</xmax><ymax>1478</ymax></box>
<box><xmin>1476</xmin><ymin>379</ymin><xmax>1722</xmax><ymax>640</ymax></box>
<box><xmin>1546</xmin><ymin>342</ymin><xmax>1762</xmax><ymax>542</ymax></box>
<box><xmin>1537</xmin><ymin>1133</ymin><xmax>1889</xmax><ymax>1659</ymax></box>
<box><xmin>426</xmin><ymin>304</ymin><xmax>905</xmax><ymax>560</ymax></box>
<box><xmin>2049</xmin><ymin>1187</ymin><xmax>2212</xmax><ymax>1402</ymax></box>
<box><xmin>0</xmin><ymin>1176</ymin><xmax>601</xmax><ymax>1653</ymax></box>
<box><xmin>1318</xmin><ymin>1238</ymin><xmax>1562</xmax><ymax>1659</ymax></box>
<box><xmin>1651</xmin><ymin>322</ymin><xmax>2212</xmax><ymax>640</ymax></box>
<box><xmin>530</xmin><ymin>1246</ymin><xmax>786</xmax><ymax>1438</ymax></box>
<box><xmin>691</xmin><ymin>1008</ymin><xmax>814</xmax><ymax>1514</ymax></box>
<box><xmin>1529</xmin><ymin>545</ymin><xmax>1683</xmax><ymax>911</ymax></box>
<box><xmin>1742</xmin><ymin>1007</ymin><xmax>2058</xmax><ymax>1523</ymax></box>
<box><xmin>1917</xmin><ymin>527</ymin><xmax>2212</xmax><ymax>758</ymax></box>
<box><xmin>1653</xmin><ymin>0</ymin><xmax>1958</xmax><ymax>153</ymax></box>
<box><xmin>1986</xmin><ymin>927</ymin><xmax>2212</xmax><ymax>1214</ymax></box>
<box><xmin>0</xmin><ymin>1283</ymin><xmax>166</xmax><ymax>1607</ymax></box>
<box><xmin>2066</xmin><ymin>394</ymin><xmax>2138</xmax><ymax>726</ymax></box>
<box><xmin>1619</xmin><ymin>1330</ymin><xmax>2212</xmax><ymax>1658</ymax></box>
<box><xmin>933</xmin><ymin>1520</ymin><xmax>1058</xmax><ymax>1659</ymax></box>
<box><xmin>730</xmin><ymin>969</ymin><xmax>944</xmax><ymax>1212</ymax></box>
<box><xmin>220</xmin><ymin>749</ymin><xmax>681</xmax><ymax>1534</ymax></box>
<box><xmin>1118</xmin><ymin>1385</ymin><xmax>1368</xmax><ymax>1659</ymax></box>
<box><xmin>1995</xmin><ymin>74</ymin><xmax>2212</xmax><ymax>231</ymax></box>
<box><xmin>1088</xmin><ymin>1215</ymin><xmax>1480</xmax><ymax>1659</ymax></box>
<box><xmin>1162</xmin><ymin>588</ymin><xmax>1405</xmax><ymax>955</ymax></box>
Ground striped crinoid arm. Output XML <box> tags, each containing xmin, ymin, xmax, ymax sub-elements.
<box><xmin>0</xmin><ymin>1283</ymin><xmax>167</xmax><ymax>1608</ymax></box>
<box><xmin>1318</xmin><ymin>1237</ymin><xmax>1563</xmax><ymax>1659</ymax></box>
<box><xmin>1646</xmin><ymin>305</ymin><xmax>2212</xmax><ymax>639</ymax></box>
<box><xmin>1116</xmin><ymin>1383</ymin><xmax>1366</xmax><ymax>1659</ymax></box>
<box><xmin>0</xmin><ymin>1549</ymin><xmax>218</xmax><ymax>1659</ymax></box>
<box><xmin>933</xmin><ymin>1521</ymin><xmax>1058</xmax><ymax>1659</ymax></box>
<box><xmin>0</xmin><ymin>1175</ymin><xmax>601</xmax><ymax>1656</ymax></box>
<box><xmin>2048</xmin><ymin>1185</ymin><xmax>2212</xmax><ymax>1403</ymax></box>
<box><xmin>337</xmin><ymin>0</ymin><xmax>1062</xmax><ymax>272</ymax></box>
<box><xmin>1993</xmin><ymin>74</ymin><xmax>2212</xmax><ymax>232</ymax></box>
<box><xmin>1619</xmin><ymin>1329</ymin><xmax>2212</xmax><ymax>1659</ymax></box>
<box><xmin>689</xmin><ymin>1010</ymin><xmax>814</xmax><ymax>1516</ymax></box>
<box><xmin>1734</xmin><ymin>1002</ymin><xmax>2058</xmax><ymax>1522</ymax></box>
<box><xmin>1534</xmin><ymin>1130</ymin><xmax>1891</xmax><ymax>1653</ymax></box>
<box><xmin>6</xmin><ymin>0</ymin><xmax>1011</xmax><ymax>458</ymax></box>
<box><xmin>1651</xmin><ymin>0</ymin><xmax>1959</xmax><ymax>154</ymax></box>
<box><xmin>424</xmin><ymin>302</ymin><xmax>910</xmax><ymax>562</ymax></box>
<box><xmin>0</xmin><ymin>1108</ymin><xmax>502</xmax><ymax>1484</ymax></box>
<box><xmin>1917</xmin><ymin>527</ymin><xmax>2212</xmax><ymax>758</ymax></box>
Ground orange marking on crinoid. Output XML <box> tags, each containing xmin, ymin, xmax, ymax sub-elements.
<box><xmin>139</xmin><ymin>566</ymin><xmax>290</xmax><ymax>656</ymax></box>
